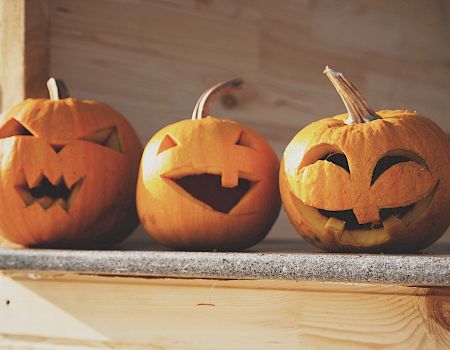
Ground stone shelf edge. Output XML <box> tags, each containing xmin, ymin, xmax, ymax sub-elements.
<box><xmin>0</xmin><ymin>248</ymin><xmax>449</xmax><ymax>286</ymax></box>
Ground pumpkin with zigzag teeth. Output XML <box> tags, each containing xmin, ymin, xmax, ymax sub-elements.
<box><xmin>137</xmin><ymin>79</ymin><xmax>280</xmax><ymax>251</ymax></box>
<box><xmin>280</xmin><ymin>67</ymin><xmax>450</xmax><ymax>252</ymax></box>
<box><xmin>0</xmin><ymin>79</ymin><xmax>142</xmax><ymax>248</ymax></box>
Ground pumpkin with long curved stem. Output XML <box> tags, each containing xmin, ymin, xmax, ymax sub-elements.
<box><xmin>137</xmin><ymin>79</ymin><xmax>280</xmax><ymax>251</ymax></box>
<box><xmin>0</xmin><ymin>78</ymin><xmax>142</xmax><ymax>248</ymax></box>
<box><xmin>280</xmin><ymin>67</ymin><xmax>450</xmax><ymax>252</ymax></box>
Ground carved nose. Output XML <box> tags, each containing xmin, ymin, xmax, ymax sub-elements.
<box><xmin>50</xmin><ymin>144</ymin><xmax>65</xmax><ymax>154</ymax></box>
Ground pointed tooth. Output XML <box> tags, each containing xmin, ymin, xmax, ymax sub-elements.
<box><xmin>16</xmin><ymin>187</ymin><xmax>36</xmax><ymax>206</ymax></box>
<box><xmin>56</xmin><ymin>198</ymin><xmax>69</xmax><ymax>212</ymax></box>
<box><xmin>44</xmin><ymin>171</ymin><xmax>63</xmax><ymax>186</ymax></box>
<box><xmin>324</xmin><ymin>217</ymin><xmax>345</xmax><ymax>241</ymax></box>
<box><xmin>38</xmin><ymin>196</ymin><xmax>55</xmax><ymax>209</ymax></box>
<box><xmin>64</xmin><ymin>172</ymin><xmax>82</xmax><ymax>188</ymax></box>
<box><xmin>67</xmin><ymin>178</ymin><xmax>83</xmax><ymax>209</ymax></box>
<box><xmin>24</xmin><ymin>168</ymin><xmax>43</xmax><ymax>188</ymax></box>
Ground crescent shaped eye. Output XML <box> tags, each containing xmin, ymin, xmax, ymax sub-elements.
<box><xmin>80</xmin><ymin>126</ymin><xmax>122</xmax><ymax>152</ymax></box>
<box><xmin>371</xmin><ymin>150</ymin><xmax>428</xmax><ymax>185</ymax></box>
<box><xmin>320</xmin><ymin>152</ymin><xmax>350</xmax><ymax>173</ymax></box>
<box><xmin>157</xmin><ymin>134</ymin><xmax>177</xmax><ymax>155</ymax></box>
<box><xmin>0</xmin><ymin>119</ymin><xmax>34</xmax><ymax>139</ymax></box>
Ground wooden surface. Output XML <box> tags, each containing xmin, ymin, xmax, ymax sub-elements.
<box><xmin>0</xmin><ymin>0</ymin><xmax>49</xmax><ymax>113</ymax></box>
<box><xmin>1</xmin><ymin>272</ymin><xmax>449</xmax><ymax>349</ymax></box>
<box><xmin>47</xmin><ymin>0</ymin><xmax>450</xmax><ymax>242</ymax></box>
<box><xmin>0</xmin><ymin>0</ymin><xmax>449</xmax><ymax>242</ymax></box>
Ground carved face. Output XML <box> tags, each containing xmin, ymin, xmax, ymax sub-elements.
<box><xmin>0</xmin><ymin>98</ymin><xmax>142</xmax><ymax>247</ymax></box>
<box><xmin>280</xmin><ymin>110</ymin><xmax>450</xmax><ymax>252</ymax></box>
<box><xmin>137</xmin><ymin>117</ymin><xmax>280</xmax><ymax>250</ymax></box>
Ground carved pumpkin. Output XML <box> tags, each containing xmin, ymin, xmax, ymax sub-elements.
<box><xmin>280</xmin><ymin>67</ymin><xmax>450</xmax><ymax>252</ymax></box>
<box><xmin>137</xmin><ymin>79</ymin><xmax>280</xmax><ymax>250</ymax></box>
<box><xmin>0</xmin><ymin>79</ymin><xmax>142</xmax><ymax>247</ymax></box>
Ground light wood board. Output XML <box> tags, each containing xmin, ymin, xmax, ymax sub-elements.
<box><xmin>0</xmin><ymin>0</ymin><xmax>449</xmax><ymax>243</ymax></box>
<box><xmin>48</xmin><ymin>0</ymin><xmax>450</xmax><ymax>242</ymax></box>
<box><xmin>1</xmin><ymin>272</ymin><xmax>449</xmax><ymax>349</ymax></box>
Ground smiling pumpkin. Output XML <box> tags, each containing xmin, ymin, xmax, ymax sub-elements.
<box><xmin>137</xmin><ymin>79</ymin><xmax>280</xmax><ymax>251</ymax></box>
<box><xmin>280</xmin><ymin>67</ymin><xmax>450</xmax><ymax>252</ymax></box>
<box><xmin>0</xmin><ymin>79</ymin><xmax>142</xmax><ymax>248</ymax></box>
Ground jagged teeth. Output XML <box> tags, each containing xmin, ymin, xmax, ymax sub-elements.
<box><xmin>16</xmin><ymin>172</ymin><xmax>83</xmax><ymax>212</ymax></box>
<box><xmin>45</xmin><ymin>173</ymin><xmax>64</xmax><ymax>186</ymax></box>
<box><xmin>24</xmin><ymin>169</ymin><xmax>44</xmax><ymax>189</ymax></box>
<box><xmin>38</xmin><ymin>196</ymin><xmax>55</xmax><ymax>209</ymax></box>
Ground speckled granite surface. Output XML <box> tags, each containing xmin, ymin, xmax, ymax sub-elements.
<box><xmin>0</xmin><ymin>247</ymin><xmax>449</xmax><ymax>286</ymax></box>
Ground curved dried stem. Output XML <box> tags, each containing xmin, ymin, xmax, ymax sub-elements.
<box><xmin>192</xmin><ymin>78</ymin><xmax>244</xmax><ymax>120</ymax></box>
<box><xmin>47</xmin><ymin>78</ymin><xmax>70</xmax><ymax>100</ymax></box>
<box><xmin>324</xmin><ymin>66</ymin><xmax>381</xmax><ymax>124</ymax></box>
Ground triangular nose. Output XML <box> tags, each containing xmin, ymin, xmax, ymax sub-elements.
<box><xmin>50</xmin><ymin>144</ymin><xmax>65</xmax><ymax>154</ymax></box>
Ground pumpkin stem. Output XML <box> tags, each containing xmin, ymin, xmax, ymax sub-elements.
<box><xmin>324</xmin><ymin>66</ymin><xmax>381</xmax><ymax>124</ymax></box>
<box><xmin>47</xmin><ymin>78</ymin><xmax>70</xmax><ymax>100</ymax></box>
<box><xmin>192</xmin><ymin>78</ymin><xmax>244</xmax><ymax>120</ymax></box>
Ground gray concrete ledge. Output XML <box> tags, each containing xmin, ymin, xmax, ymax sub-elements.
<box><xmin>0</xmin><ymin>248</ymin><xmax>449</xmax><ymax>286</ymax></box>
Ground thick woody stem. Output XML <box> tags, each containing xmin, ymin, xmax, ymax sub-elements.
<box><xmin>324</xmin><ymin>66</ymin><xmax>381</xmax><ymax>124</ymax></box>
<box><xmin>192</xmin><ymin>78</ymin><xmax>244</xmax><ymax>120</ymax></box>
<box><xmin>47</xmin><ymin>78</ymin><xmax>70</xmax><ymax>100</ymax></box>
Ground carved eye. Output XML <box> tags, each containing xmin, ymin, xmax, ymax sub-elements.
<box><xmin>320</xmin><ymin>152</ymin><xmax>350</xmax><ymax>172</ymax></box>
<box><xmin>0</xmin><ymin>119</ymin><xmax>34</xmax><ymax>139</ymax></box>
<box><xmin>157</xmin><ymin>134</ymin><xmax>177</xmax><ymax>155</ymax></box>
<box><xmin>235</xmin><ymin>130</ymin><xmax>255</xmax><ymax>150</ymax></box>
<box><xmin>371</xmin><ymin>150</ymin><xmax>427</xmax><ymax>185</ymax></box>
<box><xmin>80</xmin><ymin>126</ymin><xmax>122</xmax><ymax>152</ymax></box>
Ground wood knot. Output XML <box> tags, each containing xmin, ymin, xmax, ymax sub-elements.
<box><xmin>221</xmin><ymin>94</ymin><xmax>238</xmax><ymax>109</ymax></box>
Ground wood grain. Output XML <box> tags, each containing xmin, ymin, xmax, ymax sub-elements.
<box><xmin>0</xmin><ymin>273</ymin><xmax>449</xmax><ymax>349</ymax></box>
<box><xmin>0</xmin><ymin>0</ymin><xmax>449</xmax><ymax>243</ymax></box>
<box><xmin>45</xmin><ymin>0</ymin><xmax>450</xmax><ymax>242</ymax></box>
<box><xmin>0</xmin><ymin>0</ymin><xmax>49</xmax><ymax>113</ymax></box>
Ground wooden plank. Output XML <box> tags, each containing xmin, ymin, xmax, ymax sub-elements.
<box><xmin>0</xmin><ymin>273</ymin><xmax>449</xmax><ymax>349</ymax></box>
<box><xmin>0</xmin><ymin>0</ymin><xmax>49</xmax><ymax>113</ymax></box>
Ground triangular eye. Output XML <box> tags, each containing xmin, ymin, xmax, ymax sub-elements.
<box><xmin>157</xmin><ymin>135</ymin><xmax>177</xmax><ymax>155</ymax></box>
<box><xmin>235</xmin><ymin>131</ymin><xmax>255</xmax><ymax>149</ymax></box>
<box><xmin>81</xmin><ymin>126</ymin><xmax>122</xmax><ymax>152</ymax></box>
<box><xmin>320</xmin><ymin>152</ymin><xmax>350</xmax><ymax>172</ymax></box>
<box><xmin>0</xmin><ymin>119</ymin><xmax>34</xmax><ymax>139</ymax></box>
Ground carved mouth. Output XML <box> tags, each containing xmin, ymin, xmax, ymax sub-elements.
<box><xmin>318</xmin><ymin>203</ymin><xmax>415</xmax><ymax>231</ymax></box>
<box><xmin>293</xmin><ymin>182</ymin><xmax>438</xmax><ymax>246</ymax></box>
<box><xmin>170</xmin><ymin>174</ymin><xmax>253</xmax><ymax>213</ymax></box>
<box><xmin>16</xmin><ymin>174</ymin><xmax>83</xmax><ymax>211</ymax></box>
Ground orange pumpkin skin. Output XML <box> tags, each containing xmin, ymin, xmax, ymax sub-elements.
<box><xmin>0</xmin><ymin>97</ymin><xmax>142</xmax><ymax>248</ymax></box>
<box><xmin>281</xmin><ymin>110</ymin><xmax>450</xmax><ymax>253</ymax></box>
<box><xmin>137</xmin><ymin>116</ymin><xmax>280</xmax><ymax>251</ymax></box>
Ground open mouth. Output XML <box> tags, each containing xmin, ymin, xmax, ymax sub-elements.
<box><xmin>16</xmin><ymin>174</ymin><xmax>83</xmax><ymax>211</ymax></box>
<box><xmin>171</xmin><ymin>174</ymin><xmax>252</xmax><ymax>213</ymax></box>
<box><xmin>318</xmin><ymin>203</ymin><xmax>415</xmax><ymax>231</ymax></box>
<box><xmin>292</xmin><ymin>182</ymin><xmax>438</xmax><ymax>246</ymax></box>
